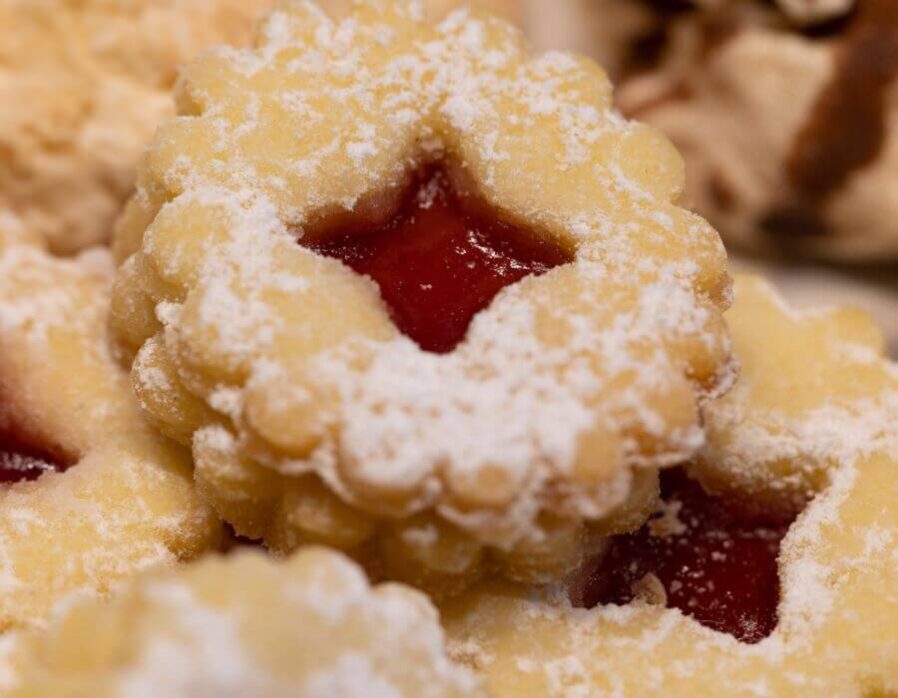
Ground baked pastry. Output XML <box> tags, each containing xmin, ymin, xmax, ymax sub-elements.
<box><xmin>317</xmin><ymin>0</ymin><xmax>523</xmax><ymax>23</ymax></box>
<box><xmin>691</xmin><ymin>274</ymin><xmax>891</xmax><ymax>512</ymax></box>
<box><xmin>617</xmin><ymin>0</ymin><xmax>898</xmax><ymax>261</ymax></box>
<box><xmin>3</xmin><ymin>548</ymin><xmax>483</xmax><ymax>698</ymax></box>
<box><xmin>0</xmin><ymin>222</ymin><xmax>220</xmax><ymax>631</ymax></box>
<box><xmin>0</xmin><ymin>0</ymin><xmax>271</xmax><ymax>255</ymax></box>
<box><xmin>443</xmin><ymin>274</ymin><xmax>898</xmax><ymax>694</ymax></box>
<box><xmin>109</xmin><ymin>0</ymin><xmax>733</xmax><ymax>593</ymax></box>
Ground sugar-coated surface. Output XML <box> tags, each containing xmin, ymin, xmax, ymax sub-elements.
<box><xmin>441</xmin><ymin>276</ymin><xmax>898</xmax><ymax>696</ymax></box>
<box><xmin>0</xmin><ymin>227</ymin><xmax>220</xmax><ymax>631</ymax></box>
<box><xmin>0</xmin><ymin>0</ymin><xmax>271</xmax><ymax>254</ymax></box>
<box><xmin>110</xmin><ymin>0</ymin><xmax>733</xmax><ymax>586</ymax></box>
<box><xmin>4</xmin><ymin>549</ymin><xmax>484</xmax><ymax>698</ymax></box>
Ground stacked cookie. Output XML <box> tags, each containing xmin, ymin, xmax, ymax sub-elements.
<box><xmin>1</xmin><ymin>2</ymin><xmax>897</xmax><ymax>696</ymax></box>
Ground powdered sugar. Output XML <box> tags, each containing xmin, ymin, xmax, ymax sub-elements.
<box><xmin>0</xmin><ymin>232</ymin><xmax>218</xmax><ymax>631</ymax></box>
<box><xmin>11</xmin><ymin>549</ymin><xmax>483</xmax><ymax>697</ymax></box>
<box><xmin>442</xmin><ymin>277</ymin><xmax>898</xmax><ymax>695</ymax></box>
<box><xmin>116</xmin><ymin>0</ymin><xmax>732</xmax><ymax>554</ymax></box>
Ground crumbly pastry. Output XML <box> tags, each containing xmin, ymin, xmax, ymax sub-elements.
<box><xmin>0</xmin><ymin>224</ymin><xmax>220</xmax><ymax>631</ymax></box>
<box><xmin>0</xmin><ymin>0</ymin><xmax>271</xmax><ymax>255</ymax></box>
<box><xmin>109</xmin><ymin>0</ymin><xmax>733</xmax><ymax>592</ymax></box>
<box><xmin>317</xmin><ymin>0</ymin><xmax>523</xmax><ymax>22</ymax></box>
<box><xmin>443</xmin><ymin>274</ymin><xmax>898</xmax><ymax>696</ymax></box>
<box><xmin>691</xmin><ymin>274</ymin><xmax>893</xmax><ymax>512</ymax></box>
<box><xmin>618</xmin><ymin>0</ymin><xmax>898</xmax><ymax>261</ymax></box>
<box><xmin>3</xmin><ymin>548</ymin><xmax>483</xmax><ymax>698</ymax></box>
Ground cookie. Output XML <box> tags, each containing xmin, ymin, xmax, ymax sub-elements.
<box><xmin>0</xmin><ymin>224</ymin><xmax>220</xmax><ymax>630</ymax></box>
<box><xmin>4</xmin><ymin>548</ymin><xmax>482</xmax><ymax>697</ymax></box>
<box><xmin>443</xmin><ymin>274</ymin><xmax>898</xmax><ymax>695</ymax></box>
<box><xmin>0</xmin><ymin>0</ymin><xmax>271</xmax><ymax>255</ymax></box>
<box><xmin>618</xmin><ymin>0</ymin><xmax>898</xmax><ymax>260</ymax></box>
<box><xmin>692</xmin><ymin>274</ymin><xmax>893</xmax><ymax>512</ymax></box>
<box><xmin>317</xmin><ymin>0</ymin><xmax>523</xmax><ymax>22</ymax></box>
<box><xmin>109</xmin><ymin>0</ymin><xmax>733</xmax><ymax>593</ymax></box>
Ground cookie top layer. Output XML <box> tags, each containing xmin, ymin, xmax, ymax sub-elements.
<box><xmin>4</xmin><ymin>548</ymin><xmax>483</xmax><ymax>698</ymax></box>
<box><xmin>0</xmin><ymin>226</ymin><xmax>220</xmax><ymax>630</ymax></box>
<box><xmin>111</xmin><ymin>0</ymin><xmax>732</xmax><ymax>555</ymax></box>
<box><xmin>443</xmin><ymin>275</ymin><xmax>898</xmax><ymax>696</ymax></box>
<box><xmin>0</xmin><ymin>0</ymin><xmax>270</xmax><ymax>254</ymax></box>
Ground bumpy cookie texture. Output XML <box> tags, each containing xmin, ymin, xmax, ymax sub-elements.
<box><xmin>0</xmin><ymin>0</ymin><xmax>271</xmax><ymax>255</ymax></box>
<box><xmin>692</xmin><ymin>274</ymin><xmax>894</xmax><ymax>512</ymax></box>
<box><xmin>110</xmin><ymin>0</ymin><xmax>732</xmax><ymax>591</ymax></box>
<box><xmin>4</xmin><ymin>548</ymin><xmax>483</xmax><ymax>698</ymax></box>
<box><xmin>318</xmin><ymin>0</ymin><xmax>523</xmax><ymax>22</ymax></box>
<box><xmin>443</xmin><ymin>276</ymin><xmax>898</xmax><ymax>697</ymax></box>
<box><xmin>0</xmin><ymin>226</ymin><xmax>220</xmax><ymax>631</ymax></box>
<box><xmin>619</xmin><ymin>0</ymin><xmax>898</xmax><ymax>261</ymax></box>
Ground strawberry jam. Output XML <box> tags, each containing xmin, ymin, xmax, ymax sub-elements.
<box><xmin>0</xmin><ymin>415</ymin><xmax>72</xmax><ymax>484</ymax></box>
<box><xmin>304</xmin><ymin>166</ymin><xmax>573</xmax><ymax>353</ymax></box>
<box><xmin>579</xmin><ymin>468</ymin><xmax>796</xmax><ymax>643</ymax></box>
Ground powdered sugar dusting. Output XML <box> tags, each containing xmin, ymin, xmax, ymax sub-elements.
<box><xmin>442</xmin><ymin>278</ymin><xmax>898</xmax><ymax>694</ymax></box>
<box><xmin>11</xmin><ymin>550</ymin><xmax>482</xmax><ymax>697</ymax></box>
<box><xmin>117</xmin><ymin>0</ymin><xmax>732</xmax><ymax>552</ymax></box>
<box><xmin>0</xmin><ymin>232</ymin><xmax>218</xmax><ymax>631</ymax></box>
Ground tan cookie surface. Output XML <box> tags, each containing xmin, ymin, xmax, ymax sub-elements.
<box><xmin>443</xmin><ymin>274</ymin><xmax>898</xmax><ymax>696</ymax></box>
<box><xmin>619</xmin><ymin>0</ymin><xmax>898</xmax><ymax>261</ymax></box>
<box><xmin>3</xmin><ymin>548</ymin><xmax>483</xmax><ymax>698</ymax></box>
<box><xmin>0</xmin><ymin>0</ymin><xmax>270</xmax><ymax>255</ymax></box>
<box><xmin>109</xmin><ymin>0</ymin><xmax>732</xmax><ymax>592</ymax></box>
<box><xmin>0</xmin><ymin>226</ymin><xmax>220</xmax><ymax>631</ymax></box>
<box><xmin>692</xmin><ymin>274</ymin><xmax>894</xmax><ymax>511</ymax></box>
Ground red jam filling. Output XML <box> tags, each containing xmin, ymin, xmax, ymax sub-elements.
<box><xmin>579</xmin><ymin>468</ymin><xmax>796</xmax><ymax>643</ymax></box>
<box><xmin>303</xmin><ymin>166</ymin><xmax>573</xmax><ymax>353</ymax></box>
<box><xmin>0</xmin><ymin>416</ymin><xmax>72</xmax><ymax>484</ymax></box>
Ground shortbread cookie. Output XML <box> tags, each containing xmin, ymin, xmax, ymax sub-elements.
<box><xmin>0</xmin><ymin>226</ymin><xmax>220</xmax><ymax>630</ymax></box>
<box><xmin>443</xmin><ymin>274</ymin><xmax>898</xmax><ymax>695</ymax></box>
<box><xmin>317</xmin><ymin>0</ymin><xmax>523</xmax><ymax>22</ymax></box>
<box><xmin>110</xmin><ymin>1</ymin><xmax>733</xmax><ymax>592</ymax></box>
<box><xmin>0</xmin><ymin>0</ymin><xmax>271</xmax><ymax>255</ymax></box>
<box><xmin>4</xmin><ymin>548</ymin><xmax>482</xmax><ymax>698</ymax></box>
<box><xmin>619</xmin><ymin>0</ymin><xmax>898</xmax><ymax>260</ymax></box>
<box><xmin>692</xmin><ymin>274</ymin><xmax>892</xmax><ymax>512</ymax></box>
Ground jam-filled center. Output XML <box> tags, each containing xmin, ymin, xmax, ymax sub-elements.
<box><xmin>0</xmin><ymin>410</ymin><xmax>73</xmax><ymax>484</ymax></box>
<box><xmin>303</xmin><ymin>166</ymin><xmax>573</xmax><ymax>354</ymax></box>
<box><xmin>578</xmin><ymin>468</ymin><xmax>797</xmax><ymax>644</ymax></box>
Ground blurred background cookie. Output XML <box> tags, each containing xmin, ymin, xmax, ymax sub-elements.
<box><xmin>0</xmin><ymin>0</ymin><xmax>271</xmax><ymax>255</ymax></box>
<box><xmin>4</xmin><ymin>549</ymin><xmax>482</xmax><ymax>697</ymax></box>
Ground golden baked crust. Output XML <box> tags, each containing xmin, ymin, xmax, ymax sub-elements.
<box><xmin>692</xmin><ymin>274</ymin><xmax>893</xmax><ymax>511</ymax></box>
<box><xmin>3</xmin><ymin>548</ymin><xmax>483</xmax><ymax>698</ymax></box>
<box><xmin>0</xmin><ymin>226</ymin><xmax>220</xmax><ymax>631</ymax></box>
<box><xmin>109</xmin><ymin>0</ymin><xmax>732</xmax><ymax>592</ymax></box>
<box><xmin>317</xmin><ymin>0</ymin><xmax>523</xmax><ymax>22</ymax></box>
<box><xmin>0</xmin><ymin>0</ymin><xmax>270</xmax><ymax>255</ymax></box>
<box><xmin>442</xmin><ymin>274</ymin><xmax>898</xmax><ymax>696</ymax></box>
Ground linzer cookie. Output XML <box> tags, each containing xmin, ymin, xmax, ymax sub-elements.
<box><xmin>3</xmin><ymin>548</ymin><xmax>482</xmax><ymax>697</ymax></box>
<box><xmin>619</xmin><ymin>0</ymin><xmax>898</xmax><ymax>261</ymax></box>
<box><xmin>0</xmin><ymin>225</ymin><xmax>220</xmax><ymax>631</ymax></box>
<box><xmin>443</xmin><ymin>274</ymin><xmax>898</xmax><ymax>694</ymax></box>
<box><xmin>691</xmin><ymin>274</ymin><xmax>892</xmax><ymax>512</ymax></box>
<box><xmin>109</xmin><ymin>0</ymin><xmax>733</xmax><ymax>594</ymax></box>
<box><xmin>0</xmin><ymin>0</ymin><xmax>271</xmax><ymax>255</ymax></box>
